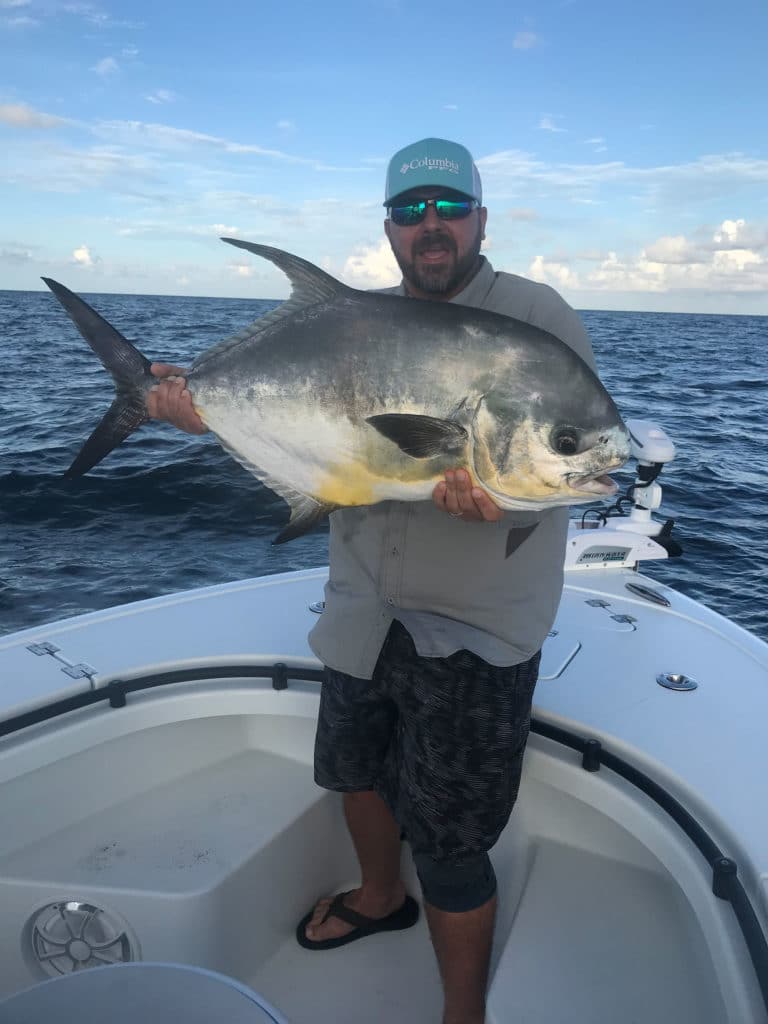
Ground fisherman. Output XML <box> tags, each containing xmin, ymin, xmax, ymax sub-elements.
<box><xmin>148</xmin><ymin>138</ymin><xmax>600</xmax><ymax>1024</ymax></box>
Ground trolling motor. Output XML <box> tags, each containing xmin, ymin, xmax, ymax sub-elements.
<box><xmin>612</xmin><ymin>419</ymin><xmax>677</xmax><ymax>538</ymax></box>
<box><xmin>566</xmin><ymin>419</ymin><xmax>682</xmax><ymax>571</ymax></box>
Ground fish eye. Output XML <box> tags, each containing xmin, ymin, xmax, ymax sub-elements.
<box><xmin>551</xmin><ymin>427</ymin><xmax>580</xmax><ymax>456</ymax></box>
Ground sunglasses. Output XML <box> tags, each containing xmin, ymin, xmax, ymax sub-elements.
<box><xmin>388</xmin><ymin>197</ymin><xmax>479</xmax><ymax>227</ymax></box>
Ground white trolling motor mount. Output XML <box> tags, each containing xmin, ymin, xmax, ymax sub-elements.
<box><xmin>565</xmin><ymin>419</ymin><xmax>682</xmax><ymax>572</ymax></box>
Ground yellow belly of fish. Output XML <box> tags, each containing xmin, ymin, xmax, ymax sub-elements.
<box><xmin>314</xmin><ymin>458</ymin><xmax>464</xmax><ymax>507</ymax></box>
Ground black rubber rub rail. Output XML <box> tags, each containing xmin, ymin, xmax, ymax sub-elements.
<box><xmin>1</xmin><ymin>662</ymin><xmax>766</xmax><ymax>1014</ymax></box>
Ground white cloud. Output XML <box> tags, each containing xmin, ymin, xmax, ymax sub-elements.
<box><xmin>0</xmin><ymin>1</ymin><xmax>31</xmax><ymax>7</ymax></box>
<box><xmin>2</xmin><ymin>141</ymin><xmax>159</xmax><ymax>195</ymax></box>
<box><xmin>538</xmin><ymin>116</ymin><xmax>566</xmax><ymax>133</ymax></box>
<box><xmin>643</xmin><ymin>235</ymin><xmax>703</xmax><ymax>265</ymax></box>
<box><xmin>117</xmin><ymin>222</ymin><xmax>241</xmax><ymax>240</ymax></box>
<box><xmin>276</xmin><ymin>119</ymin><xmax>295</xmax><ymax>133</ymax></box>
<box><xmin>92</xmin><ymin>56</ymin><xmax>118</xmax><ymax>75</ymax></box>
<box><xmin>62</xmin><ymin>3</ymin><xmax>140</xmax><ymax>28</ymax></box>
<box><xmin>443</xmin><ymin>104</ymin><xmax>459</xmax><ymax>111</ymax></box>
<box><xmin>714</xmin><ymin>219</ymin><xmax>743</xmax><ymax>244</ymax></box>
<box><xmin>341</xmin><ymin>238</ymin><xmax>398</xmax><ymax>289</ymax></box>
<box><xmin>523</xmin><ymin>218</ymin><xmax>768</xmax><ymax>301</ymax></box>
<box><xmin>72</xmin><ymin>244</ymin><xmax>97</xmax><ymax>266</ymax></box>
<box><xmin>1</xmin><ymin>244</ymin><xmax>34</xmax><ymax>264</ymax></box>
<box><xmin>712</xmin><ymin>218</ymin><xmax>761</xmax><ymax>247</ymax></box>
<box><xmin>230</xmin><ymin>263</ymin><xmax>253</xmax><ymax>278</ymax></box>
<box><xmin>529</xmin><ymin>255</ymin><xmax>580</xmax><ymax>288</ymax></box>
<box><xmin>88</xmin><ymin>119</ymin><xmax>370</xmax><ymax>173</ymax></box>
<box><xmin>1</xmin><ymin>13</ymin><xmax>37</xmax><ymax>26</ymax></box>
<box><xmin>513</xmin><ymin>31</ymin><xmax>538</xmax><ymax>49</ymax></box>
<box><xmin>145</xmin><ymin>89</ymin><xmax>176</xmax><ymax>105</ymax></box>
<box><xmin>712</xmin><ymin>247</ymin><xmax>761</xmax><ymax>272</ymax></box>
<box><xmin>478</xmin><ymin>150</ymin><xmax>768</xmax><ymax>209</ymax></box>
<box><xmin>0</xmin><ymin>102</ymin><xmax>64</xmax><ymax>127</ymax></box>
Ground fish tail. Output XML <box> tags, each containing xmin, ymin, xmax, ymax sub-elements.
<box><xmin>42</xmin><ymin>277</ymin><xmax>153</xmax><ymax>478</ymax></box>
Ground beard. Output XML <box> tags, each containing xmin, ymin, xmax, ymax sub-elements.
<box><xmin>392</xmin><ymin>223</ymin><xmax>483</xmax><ymax>296</ymax></box>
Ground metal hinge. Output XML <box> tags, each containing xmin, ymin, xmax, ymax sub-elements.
<box><xmin>26</xmin><ymin>642</ymin><xmax>97</xmax><ymax>687</ymax></box>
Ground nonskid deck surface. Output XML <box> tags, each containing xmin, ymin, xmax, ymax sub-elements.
<box><xmin>0</xmin><ymin>711</ymin><xmax>734</xmax><ymax>1023</ymax></box>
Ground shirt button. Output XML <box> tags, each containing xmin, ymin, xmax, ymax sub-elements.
<box><xmin>391</xmin><ymin>546</ymin><xmax>399</xmax><ymax>556</ymax></box>
<box><xmin>385</xmin><ymin>597</ymin><xmax>395</xmax><ymax>605</ymax></box>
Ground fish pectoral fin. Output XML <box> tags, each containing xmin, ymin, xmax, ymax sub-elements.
<box><xmin>274</xmin><ymin>495</ymin><xmax>339</xmax><ymax>545</ymax></box>
<box><xmin>366</xmin><ymin>414</ymin><xmax>468</xmax><ymax>459</ymax></box>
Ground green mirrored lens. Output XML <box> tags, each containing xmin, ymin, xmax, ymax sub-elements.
<box><xmin>391</xmin><ymin>202</ymin><xmax>425</xmax><ymax>226</ymax></box>
<box><xmin>434</xmin><ymin>200</ymin><xmax>473</xmax><ymax>219</ymax></box>
<box><xmin>389</xmin><ymin>198</ymin><xmax>475</xmax><ymax>226</ymax></box>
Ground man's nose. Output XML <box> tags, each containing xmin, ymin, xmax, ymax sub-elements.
<box><xmin>421</xmin><ymin>202</ymin><xmax>442</xmax><ymax>227</ymax></box>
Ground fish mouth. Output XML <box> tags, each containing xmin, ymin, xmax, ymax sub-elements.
<box><xmin>568</xmin><ymin>471</ymin><xmax>620</xmax><ymax>496</ymax></box>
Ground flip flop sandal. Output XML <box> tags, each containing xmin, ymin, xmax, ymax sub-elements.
<box><xmin>296</xmin><ymin>890</ymin><xmax>419</xmax><ymax>950</ymax></box>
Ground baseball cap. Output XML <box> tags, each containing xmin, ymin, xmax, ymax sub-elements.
<box><xmin>383</xmin><ymin>138</ymin><xmax>483</xmax><ymax>206</ymax></box>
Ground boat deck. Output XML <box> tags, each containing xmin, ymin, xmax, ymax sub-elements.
<box><xmin>0</xmin><ymin>707</ymin><xmax>742</xmax><ymax>1022</ymax></box>
<box><xmin>1</xmin><ymin>565</ymin><xmax>767</xmax><ymax>1020</ymax></box>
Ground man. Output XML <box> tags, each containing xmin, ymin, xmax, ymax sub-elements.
<box><xmin>149</xmin><ymin>138</ymin><xmax>598</xmax><ymax>1024</ymax></box>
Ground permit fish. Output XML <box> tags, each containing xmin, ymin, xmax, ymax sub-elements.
<box><xmin>43</xmin><ymin>239</ymin><xmax>630</xmax><ymax>543</ymax></box>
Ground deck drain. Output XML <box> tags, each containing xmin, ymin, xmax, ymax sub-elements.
<box><xmin>656</xmin><ymin>672</ymin><xmax>698</xmax><ymax>692</ymax></box>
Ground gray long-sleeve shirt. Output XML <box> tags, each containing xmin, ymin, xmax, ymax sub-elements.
<box><xmin>308</xmin><ymin>256</ymin><xmax>598</xmax><ymax>679</ymax></box>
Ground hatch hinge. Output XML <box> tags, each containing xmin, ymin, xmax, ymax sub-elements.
<box><xmin>26</xmin><ymin>642</ymin><xmax>98</xmax><ymax>688</ymax></box>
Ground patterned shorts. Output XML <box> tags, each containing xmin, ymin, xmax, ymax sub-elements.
<box><xmin>314</xmin><ymin>620</ymin><xmax>541</xmax><ymax>864</ymax></box>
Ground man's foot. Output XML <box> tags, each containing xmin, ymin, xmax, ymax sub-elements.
<box><xmin>298</xmin><ymin>882</ymin><xmax>416</xmax><ymax>949</ymax></box>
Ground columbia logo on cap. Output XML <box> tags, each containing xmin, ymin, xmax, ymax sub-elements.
<box><xmin>400</xmin><ymin>157</ymin><xmax>460</xmax><ymax>175</ymax></box>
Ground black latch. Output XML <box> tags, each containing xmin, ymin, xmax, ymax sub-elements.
<box><xmin>271</xmin><ymin>663</ymin><xmax>288</xmax><ymax>691</ymax></box>
<box><xmin>582</xmin><ymin>738</ymin><xmax>602</xmax><ymax>772</ymax></box>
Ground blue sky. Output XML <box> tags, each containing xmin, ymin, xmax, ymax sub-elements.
<box><xmin>1</xmin><ymin>0</ymin><xmax>767</xmax><ymax>313</ymax></box>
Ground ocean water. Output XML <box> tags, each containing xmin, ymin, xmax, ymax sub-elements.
<box><xmin>1</xmin><ymin>288</ymin><xmax>766</xmax><ymax>642</ymax></box>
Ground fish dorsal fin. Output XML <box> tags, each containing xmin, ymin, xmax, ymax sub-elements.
<box><xmin>192</xmin><ymin>240</ymin><xmax>352</xmax><ymax>374</ymax></box>
<box><xmin>221</xmin><ymin>238</ymin><xmax>349</xmax><ymax>305</ymax></box>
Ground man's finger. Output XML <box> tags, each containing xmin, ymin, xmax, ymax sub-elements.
<box><xmin>150</xmin><ymin>362</ymin><xmax>188</xmax><ymax>378</ymax></box>
<box><xmin>471</xmin><ymin>487</ymin><xmax>504</xmax><ymax>522</ymax></box>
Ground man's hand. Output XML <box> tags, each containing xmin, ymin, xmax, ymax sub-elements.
<box><xmin>147</xmin><ymin>363</ymin><xmax>207</xmax><ymax>434</ymax></box>
<box><xmin>432</xmin><ymin>469</ymin><xmax>504</xmax><ymax>522</ymax></box>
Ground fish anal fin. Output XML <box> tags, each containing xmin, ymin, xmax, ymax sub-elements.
<box><xmin>210</xmin><ymin>432</ymin><xmax>336</xmax><ymax>543</ymax></box>
<box><xmin>366</xmin><ymin>413</ymin><xmax>468</xmax><ymax>459</ymax></box>
<box><xmin>274</xmin><ymin>495</ymin><xmax>339</xmax><ymax>544</ymax></box>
